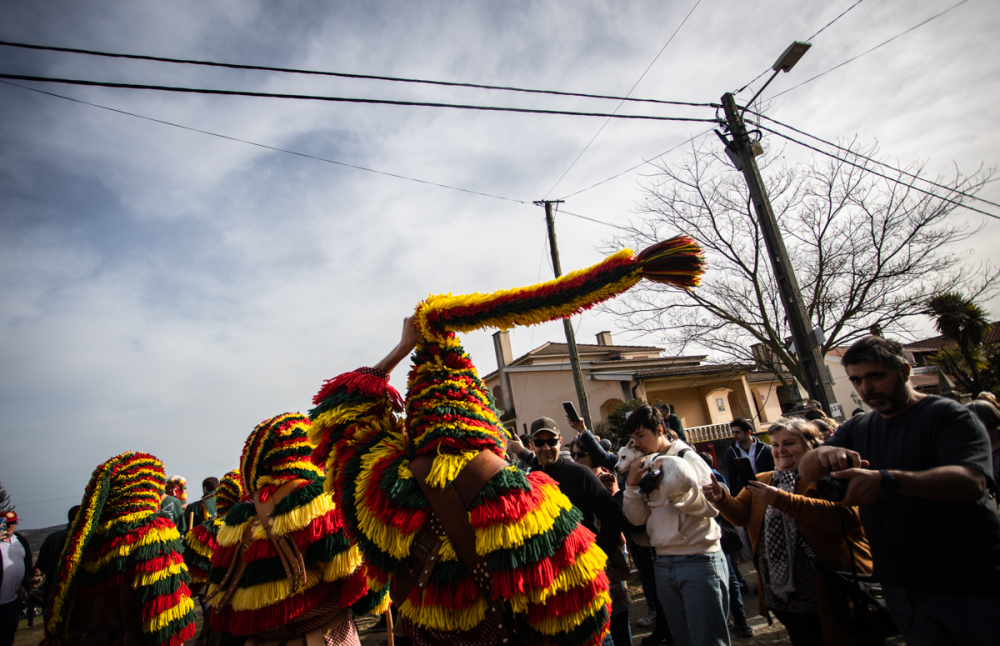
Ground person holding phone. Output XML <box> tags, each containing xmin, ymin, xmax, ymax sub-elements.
<box><xmin>703</xmin><ymin>418</ymin><xmax>874</xmax><ymax>646</ymax></box>
<box><xmin>725</xmin><ymin>418</ymin><xmax>775</xmax><ymax>496</ymax></box>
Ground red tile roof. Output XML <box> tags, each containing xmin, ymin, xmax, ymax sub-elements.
<box><xmin>904</xmin><ymin>321</ymin><xmax>1000</xmax><ymax>351</ymax></box>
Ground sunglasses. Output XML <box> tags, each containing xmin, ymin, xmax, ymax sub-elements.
<box><xmin>532</xmin><ymin>438</ymin><xmax>560</xmax><ymax>448</ymax></box>
<box><xmin>571</xmin><ymin>451</ymin><xmax>589</xmax><ymax>459</ymax></box>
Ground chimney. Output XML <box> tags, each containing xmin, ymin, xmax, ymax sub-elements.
<box><xmin>596</xmin><ymin>331</ymin><xmax>613</xmax><ymax>346</ymax></box>
<box><xmin>493</xmin><ymin>331</ymin><xmax>515</xmax><ymax>414</ymax></box>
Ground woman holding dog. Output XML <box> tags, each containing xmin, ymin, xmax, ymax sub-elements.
<box><xmin>702</xmin><ymin>418</ymin><xmax>876</xmax><ymax>646</ymax></box>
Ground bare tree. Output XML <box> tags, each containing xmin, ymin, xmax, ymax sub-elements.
<box><xmin>602</xmin><ymin>138</ymin><xmax>998</xmax><ymax>390</ymax></box>
<box><xmin>0</xmin><ymin>480</ymin><xmax>13</xmax><ymax>515</ymax></box>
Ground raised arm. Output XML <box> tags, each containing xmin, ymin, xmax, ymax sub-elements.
<box><xmin>372</xmin><ymin>316</ymin><xmax>419</xmax><ymax>375</ymax></box>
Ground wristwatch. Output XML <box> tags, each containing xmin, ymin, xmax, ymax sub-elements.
<box><xmin>879</xmin><ymin>469</ymin><xmax>900</xmax><ymax>493</ymax></box>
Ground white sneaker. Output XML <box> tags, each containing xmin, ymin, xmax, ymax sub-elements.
<box><xmin>637</xmin><ymin>609</ymin><xmax>657</xmax><ymax>627</ymax></box>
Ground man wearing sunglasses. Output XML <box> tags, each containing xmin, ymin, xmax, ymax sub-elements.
<box><xmin>527</xmin><ymin>416</ymin><xmax>626</xmax><ymax>567</ymax></box>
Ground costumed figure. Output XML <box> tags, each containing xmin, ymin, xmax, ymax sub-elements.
<box><xmin>309</xmin><ymin>236</ymin><xmax>705</xmax><ymax>645</ymax></box>
<box><xmin>42</xmin><ymin>452</ymin><xmax>196</xmax><ymax>646</ymax></box>
<box><xmin>184</xmin><ymin>470</ymin><xmax>244</xmax><ymax>597</ymax></box>
<box><xmin>206</xmin><ymin>413</ymin><xmax>389</xmax><ymax>646</ymax></box>
<box><xmin>166</xmin><ymin>476</ymin><xmax>188</xmax><ymax>505</ymax></box>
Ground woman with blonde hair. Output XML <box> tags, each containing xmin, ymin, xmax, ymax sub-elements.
<box><xmin>702</xmin><ymin>418</ymin><xmax>877</xmax><ymax>645</ymax></box>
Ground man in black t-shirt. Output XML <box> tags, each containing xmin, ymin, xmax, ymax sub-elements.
<box><xmin>800</xmin><ymin>335</ymin><xmax>1000</xmax><ymax>644</ymax></box>
<box><xmin>526</xmin><ymin>416</ymin><xmax>626</xmax><ymax>561</ymax></box>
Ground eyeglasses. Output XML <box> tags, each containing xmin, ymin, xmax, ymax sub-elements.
<box><xmin>532</xmin><ymin>438</ymin><xmax>560</xmax><ymax>448</ymax></box>
<box><xmin>571</xmin><ymin>451</ymin><xmax>589</xmax><ymax>459</ymax></box>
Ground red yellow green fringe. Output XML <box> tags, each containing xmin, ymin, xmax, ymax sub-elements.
<box><xmin>43</xmin><ymin>452</ymin><xmax>196</xmax><ymax>646</ymax></box>
<box><xmin>307</xmin><ymin>237</ymin><xmax>704</xmax><ymax>645</ymax></box>
<box><xmin>184</xmin><ymin>470</ymin><xmax>244</xmax><ymax>584</ymax></box>
<box><xmin>209</xmin><ymin>414</ymin><xmax>389</xmax><ymax>637</ymax></box>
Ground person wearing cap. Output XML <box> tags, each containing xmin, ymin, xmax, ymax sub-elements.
<box><xmin>567</xmin><ymin>417</ymin><xmax>619</xmax><ymax>470</ymax></box>
<box><xmin>1</xmin><ymin>511</ymin><xmax>32</xmax><ymax>646</ymax></box>
<box><xmin>528</xmin><ymin>416</ymin><xmax>626</xmax><ymax>563</ymax></box>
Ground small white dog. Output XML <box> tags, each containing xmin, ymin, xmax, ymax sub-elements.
<box><xmin>615</xmin><ymin>440</ymin><xmax>698</xmax><ymax>504</ymax></box>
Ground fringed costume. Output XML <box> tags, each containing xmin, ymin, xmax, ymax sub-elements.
<box><xmin>206</xmin><ymin>413</ymin><xmax>389</xmax><ymax>646</ymax></box>
<box><xmin>309</xmin><ymin>237</ymin><xmax>706</xmax><ymax>645</ymax></box>
<box><xmin>184</xmin><ymin>470</ymin><xmax>243</xmax><ymax>594</ymax></box>
<box><xmin>42</xmin><ymin>452</ymin><xmax>197</xmax><ymax>646</ymax></box>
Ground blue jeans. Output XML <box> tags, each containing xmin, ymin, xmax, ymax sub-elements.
<box><xmin>725</xmin><ymin>554</ymin><xmax>744</xmax><ymax>617</ymax></box>
<box><xmin>654</xmin><ymin>551</ymin><xmax>731</xmax><ymax>646</ymax></box>
<box><xmin>884</xmin><ymin>588</ymin><xmax>1000</xmax><ymax>645</ymax></box>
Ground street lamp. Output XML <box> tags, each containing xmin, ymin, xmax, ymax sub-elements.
<box><xmin>742</xmin><ymin>41</ymin><xmax>812</xmax><ymax>111</ymax></box>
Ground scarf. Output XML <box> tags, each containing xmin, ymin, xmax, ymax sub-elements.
<box><xmin>763</xmin><ymin>469</ymin><xmax>803</xmax><ymax>599</ymax></box>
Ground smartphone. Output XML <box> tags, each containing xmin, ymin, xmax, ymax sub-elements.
<box><xmin>562</xmin><ymin>401</ymin><xmax>581</xmax><ymax>424</ymax></box>
<box><xmin>735</xmin><ymin>457</ymin><xmax>757</xmax><ymax>484</ymax></box>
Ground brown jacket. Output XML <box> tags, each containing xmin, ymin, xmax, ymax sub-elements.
<box><xmin>716</xmin><ymin>471</ymin><xmax>872</xmax><ymax>646</ymax></box>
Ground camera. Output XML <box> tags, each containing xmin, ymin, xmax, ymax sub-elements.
<box><xmin>816</xmin><ymin>476</ymin><xmax>850</xmax><ymax>502</ymax></box>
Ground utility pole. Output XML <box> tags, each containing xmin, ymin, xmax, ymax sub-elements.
<box><xmin>534</xmin><ymin>200</ymin><xmax>594</xmax><ymax>431</ymax></box>
<box><xmin>720</xmin><ymin>92</ymin><xmax>838</xmax><ymax>415</ymax></box>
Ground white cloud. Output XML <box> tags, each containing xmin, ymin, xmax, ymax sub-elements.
<box><xmin>2</xmin><ymin>0</ymin><xmax>998</xmax><ymax>528</ymax></box>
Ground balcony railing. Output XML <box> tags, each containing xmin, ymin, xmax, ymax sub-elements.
<box><xmin>685</xmin><ymin>422</ymin><xmax>735</xmax><ymax>444</ymax></box>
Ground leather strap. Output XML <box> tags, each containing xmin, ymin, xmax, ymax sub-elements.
<box><xmin>253</xmin><ymin>479</ymin><xmax>309</xmax><ymax>595</ymax></box>
<box><xmin>409</xmin><ymin>450</ymin><xmax>514</xmax><ymax>644</ymax></box>
<box><xmin>205</xmin><ymin>520</ymin><xmax>254</xmax><ymax>607</ymax></box>
<box><xmin>208</xmin><ymin>479</ymin><xmax>309</xmax><ymax>608</ymax></box>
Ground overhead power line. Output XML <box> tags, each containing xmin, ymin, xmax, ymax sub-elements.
<box><xmin>556</xmin><ymin>127</ymin><xmax>715</xmax><ymax>200</ymax></box>
<box><xmin>744</xmin><ymin>108</ymin><xmax>1000</xmax><ymax>210</ymax></box>
<box><xmin>735</xmin><ymin>0</ymin><xmax>865</xmax><ymax>95</ymax></box>
<box><xmin>0</xmin><ymin>39</ymin><xmax>714</xmax><ymax>108</ymax></box>
<box><xmin>543</xmin><ymin>0</ymin><xmax>705</xmax><ymax>198</ymax></box>
<box><xmin>767</xmin><ymin>0</ymin><xmax>972</xmax><ymax>101</ymax></box>
<box><xmin>558</xmin><ymin>208</ymin><xmax>628</xmax><ymax>231</ymax></box>
<box><xmin>0</xmin><ymin>80</ymin><xmax>526</xmax><ymax>204</ymax></box>
<box><xmin>0</xmin><ymin>73</ymin><xmax>721</xmax><ymax>124</ymax></box>
<box><xmin>806</xmin><ymin>0</ymin><xmax>865</xmax><ymax>41</ymax></box>
<box><xmin>760</xmin><ymin>124</ymin><xmax>1000</xmax><ymax>220</ymax></box>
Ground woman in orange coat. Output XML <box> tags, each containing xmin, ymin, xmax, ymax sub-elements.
<box><xmin>702</xmin><ymin>418</ymin><xmax>876</xmax><ymax>646</ymax></box>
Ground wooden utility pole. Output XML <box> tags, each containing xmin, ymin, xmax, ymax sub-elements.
<box><xmin>721</xmin><ymin>93</ymin><xmax>838</xmax><ymax>414</ymax></box>
<box><xmin>535</xmin><ymin>200</ymin><xmax>594</xmax><ymax>431</ymax></box>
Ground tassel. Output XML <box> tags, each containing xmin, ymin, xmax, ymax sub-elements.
<box><xmin>635</xmin><ymin>235</ymin><xmax>707</xmax><ymax>288</ymax></box>
<box><xmin>313</xmin><ymin>369</ymin><xmax>403</xmax><ymax>410</ymax></box>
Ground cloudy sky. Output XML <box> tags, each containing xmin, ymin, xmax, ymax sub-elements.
<box><xmin>3</xmin><ymin>0</ymin><xmax>998</xmax><ymax>529</ymax></box>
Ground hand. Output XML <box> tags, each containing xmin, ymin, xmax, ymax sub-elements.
<box><xmin>597</xmin><ymin>468</ymin><xmax>619</xmax><ymax>495</ymax></box>
<box><xmin>701</xmin><ymin>473</ymin><xmax>724</xmax><ymax>503</ymax></box>
<box><xmin>626</xmin><ymin>456</ymin><xmax>650</xmax><ymax>487</ymax></box>
<box><xmin>398</xmin><ymin>316</ymin><xmax>420</xmax><ymax>354</ymax></box>
<box><xmin>567</xmin><ymin>418</ymin><xmax>585</xmax><ymax>433</ymax></box>
<box><xmin>507</xmin><ymin>437</ymin><xmax>525</xmax><ymax>457</ymax></box>
<box><xmin>815</xmin><ymin>445</ymin><xmax>869</xmax><ymax>472</ymax></box>
<box><xmin>744</xmin><ymin>481</ymin><xmax>780</xmax><ymax>505</ymax></box>
<box><xmin>830</xmin><ymin>467</ymin><xmax>884</xmax><ymax>506</ymax></box>
<box><xmin>374</xmin><ymin>316</ymin><xmax>420</xmax><ymax>374</ymax></box>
